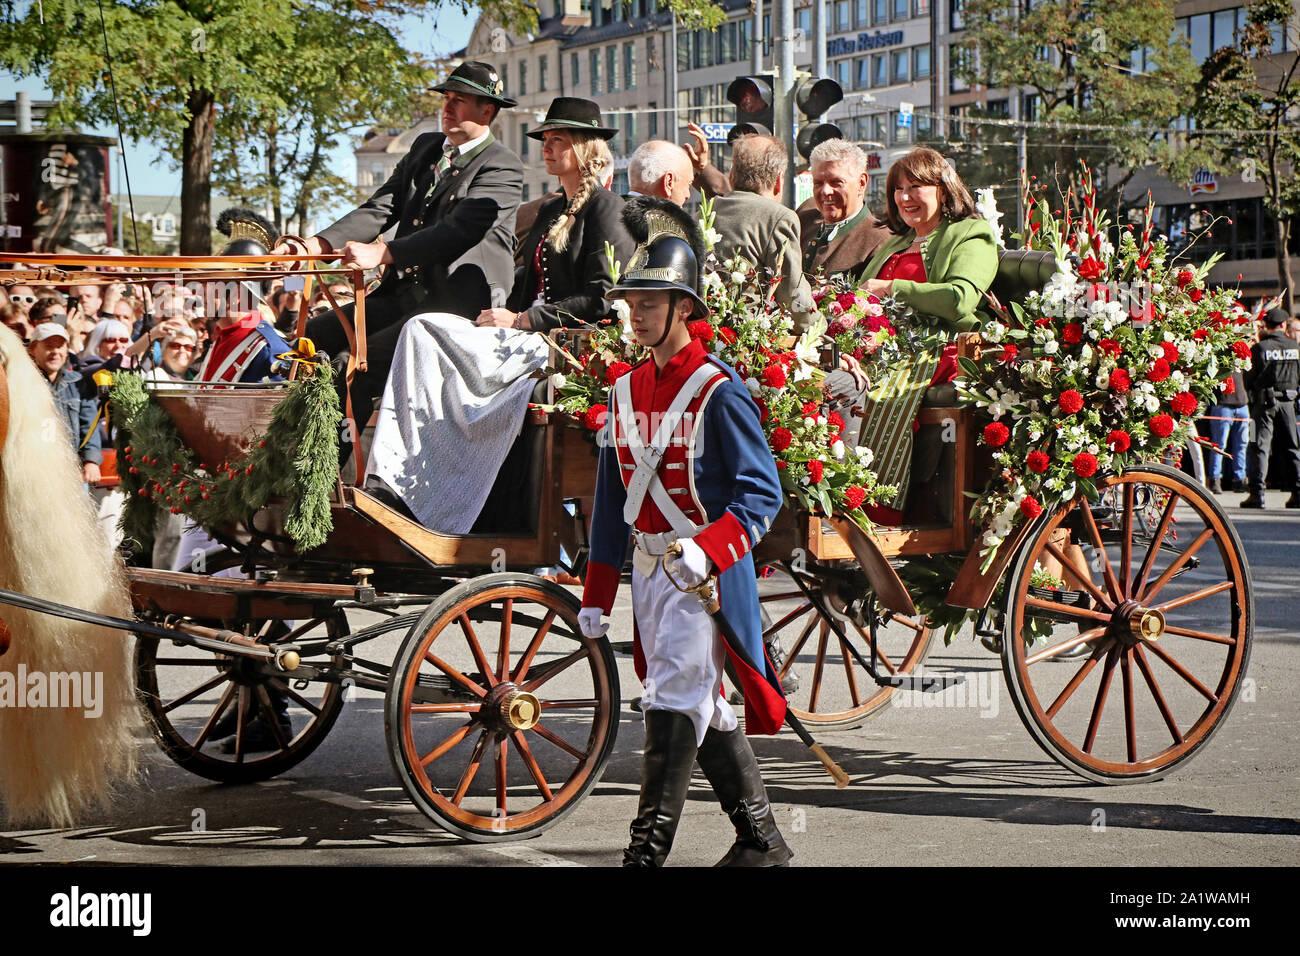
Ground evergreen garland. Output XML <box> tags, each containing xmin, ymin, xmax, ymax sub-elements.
<box><xmin>113</xmin><ymin>366</ymin><xmax>341</xmax><ymax>552</ymax></box>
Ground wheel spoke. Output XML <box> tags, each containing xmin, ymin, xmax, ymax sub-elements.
<box><xmin>234</xmin><ymin>685</ymin><xmax>250</xmax><ymax>764</ymax></box>
<box><xmin>837</xmin><ymin>634</ymin><xmax>861</xmax><ymax>707</ymax></box>
<box><xmin>423</xmin><ymin>651</ymin><xmax>488</xmax><ymax>699</ymax></box>
<box><xmin>808</xmin><ymin>622</ymin><xmax>829</xmax><ymax>712</ymax></box>
<box><xmin>1140</xmin><ymin>527</ymin><xmax>1214</xmax><ymax>604</ymax></box>
<box><xmin>1082</xmin><ymin>645</ymin><xmax>1120</xmax><ymax>754</ymax></box>
<box><xmin>1045</xmin><ymin>642</ymin><xmax>1108</xmax><ymax>718</ymax></box>
<box><xmin>779</xmin><ymin>614</ymin><xmax>819</xmax><ymax>678</ymax></box>
<box><xmin>539</xmin><ymin>699</ymin><xmax>600</xmax><ymax>708</ymax></box>
<box><xmin>495</xmin><ymin>737</ymin><xmax>509</xmax><ymax>818</ymax></box>
<box><xmin>1133</xmin><ymin>644</ymin><xmax>1184</xmax><ymax>744</ymax></box>
<box><xmin>1162</xmin><ymin>624</ymin><xmax>1236</xmax><ymax>645</ymax></box>
<box><xmin>1025</xmin><ymin>626</ymin><xmax>1106</xmax><ymax>665</ymax></box>
<box><xmin>520</xmin><ymin>647</ymin><xmax>587</xmax><ymax>693</ymax></box>
<box><xmin>459</xmin><ymin>614</ymin><xmax>498</xmax><ymax>688</ymax></box>
<box><xmin>193</xmin><ymin>681</ymin><xmax>239</xmax><ymax>748</ymax></box>
<box><xmin>1078</xmin><ymin>500</ymin><xmax>1123</xmax><ymax>603</ymax></box>
<box><xmin>1044</xmin><ymin>541</ymin><xmax>1111</xmax><ymax>609</ymax></box>
<box><xmin>271</xmin><ymin>678</ymin><xmax>323</xmax><ymax>716</ymax></box>
<box><xmin>451</xmin><ymin>730</ymin><xmax>491</xmax><ymax>806</ymax></box>
<box><xmin>498</xmin><ymin>598</ymin><xmax>512</xmax><ymax>683</ymax></box>
<box><xmin>760</xmin><ymin>591</ymin><xmax>806</xmax><ymax>602</ymax></box>
<box><xmin>1142</xmin><ymin>640</ymin><xmax>1218</xmax><ymax>703</ymax></box>
<box><xmin>1120</xmin><ymin>483</ymin><xmax>1135</xmax><ymax>599</ymax></box>
<box><xmin>1133</xmin><ymin>492</ymin><xmax>1180</xmax><ymax>597</ymax></box>
<box><xmin>1121</xmin><ymin>648</ymin><xmax>1136</xmax><ymax>763</ymax></box>
<box><xmin>764</xmin><ymin>602</ymin><xmax>813</xmax><ymax>638</ymax></box>
<box><xmin>409</xmin><ymin>702</ymin><xmax>484</xmax><ymax>714</ymax></box>
<box><xmin>255</xmin><ymin>684</ymin><xmax>291</xmax><ymax>751</ymax></box>
<box><xmin>1152</xmin><ymin>580</ymin><xmax>1234</xmax><ymax>614</ymax></box>
<box><xmin>162</xmin><ymin>670</ymin><xmax>231</xmax><ymax>714</ymax></box>
<box><xmin>511</xmin><ymin>731</ymin><xmax>554</xmax><ymax>802</ymax></box>
<box><xmin>512</xmin><ymin>610</ymin><xmax>556</xmax><ymax>682</ymax></box>
<box><xmin>420</xmin><ymin>720</ymin><xmax>474</xmax><ymax>767</ymax></box>
<box><xmin>1025</xmin><ymin>594</ymin><xmax>1112</xmax><ymax>625</ymax></box>
<box><xmin>531</xmin><ymin>720</ymin><xmax>584</xmax><ymax>759</ymax></box>
<box><xmin>852</xmin><ymin>619</ymin><xmax>898</xmax><ymax>674</ymax></box>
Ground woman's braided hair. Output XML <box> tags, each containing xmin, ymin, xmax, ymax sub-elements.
<box><xmin>545</xmin><ymin>132</ymin><xmax>613</xmax><ymax>253</ymax></box>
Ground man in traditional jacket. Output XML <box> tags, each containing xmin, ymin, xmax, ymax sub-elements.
<box><xmin>578</xmin><ymin>197</ymin><xmax>791</xmax><ymax>867</ymax></box>
<box><xmin>799</xmin><ymin>138</ymin><xmax>891</xmax><ymax>279</ymax></box>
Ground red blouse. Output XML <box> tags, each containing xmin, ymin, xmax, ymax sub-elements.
<box><xmin>878</xmin><ymin>249</ymin><xmax>958</xmax><ymax>385</ymax></box>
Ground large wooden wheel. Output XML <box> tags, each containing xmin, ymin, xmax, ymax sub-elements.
<box><xmin>759</xmin><ymin>564</ymin><xmax>933</xmax><ymax>728</ymax></box>
<box><xmin>384</xmin><ymin>573</ymin><xmax>619</xmax><ymax>842</ymax></box>
<box><xmin>1002</xmin><ymin>463</ymin><xmax>1252</xmax><ymax>783</ymax></box>
<box><xmin>135</xmin><ymin>609</ymin><xmax>349</xmax><ymax>783</ymax></box>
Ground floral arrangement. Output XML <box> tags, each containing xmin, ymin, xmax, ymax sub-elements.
<box><xmin>957</xmin><ymin>165</ymin><xmax>1253</xmax><ymax>568</ymax></box>
<box><xmin>550</xmin><ymin>199</ymin><xmax>894</xmax><ymax>527</ymax></box>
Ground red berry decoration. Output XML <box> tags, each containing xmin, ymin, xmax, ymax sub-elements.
<box><xmin>245</xmin><ymin>465</ymin><xmax>255</xmax><ymax>475</ymax></box>
<box><xmin>1072</xmin><ymin>452</ymin><xmax>1099</xmax><ymax>478</ymax></box>
<box><xmin>258</xmin><ymin>440</ymin><xmax>267</xmax><ymax>448</ymax></box>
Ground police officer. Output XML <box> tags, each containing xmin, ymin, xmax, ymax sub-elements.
<box><xmin>1241</xmin><ymin>307</ymin><xmax>1300</xmax><ymax>509</ymax></box>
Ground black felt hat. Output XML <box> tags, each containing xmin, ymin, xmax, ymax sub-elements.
<box><xmin>527</xmin><ymin>97</ymin><xmax>617</xmax><ymax>140</ymax></box>
<box><xmin>607</xmin><ymin>197</ymin><xmax>709</xmax><ymax>319</ymax></box>
<box><xmin>431</xmin><ymin>60</ymin><xmax>517</xmax><ymax>108</ymax></box>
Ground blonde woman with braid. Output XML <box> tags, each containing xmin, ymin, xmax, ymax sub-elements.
<box><xmin>477</xmin><ymin>98</ymin><xmax>635</xmax><ymax>330</ymax></box>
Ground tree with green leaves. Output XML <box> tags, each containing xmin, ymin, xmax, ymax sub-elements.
<box><xmin>954</xmin><ymin>0</ymin><xmax>1205</xmax><ymax>215</ymax></box>
<box><xmin>1192</xmin><ymin>0</ymin><xmax>1298</xmax><ymax>311</ymax></box>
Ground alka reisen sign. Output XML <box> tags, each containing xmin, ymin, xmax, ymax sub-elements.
<box><xmin>827</xmin><ymin>30</ymin><xmax>905</xmax><ymax>57</ymax></box>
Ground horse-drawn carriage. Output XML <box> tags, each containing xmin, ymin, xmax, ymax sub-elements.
<box><xmin>0</xmin><ymin>251</ymin><xmax>1253</xmax><ymax>842</ymax></box>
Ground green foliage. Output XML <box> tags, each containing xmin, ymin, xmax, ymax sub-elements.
<box><xmin>113</xmin><ymin>365</ymin><xmax>341</xmax><ymax>552</ymax></box>
<box><xmin>953</xmin><ymin>0</ymin><xmax>1206</xmax><ymax>212</ymax></box>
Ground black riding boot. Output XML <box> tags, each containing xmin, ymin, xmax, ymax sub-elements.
<box><xmin>623</xmin><ymin>710</ymin><xmax>699</xmax><ymax>867</ymax></box>
<box><xmin>695</xmin><ymin>726</ymin><xmax>792</xmax><ymax>867</ymax></box>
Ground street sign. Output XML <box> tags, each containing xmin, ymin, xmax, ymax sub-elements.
<box><xmin>898</xmin><ymin>101</ymin><xmax>914</xmax><ymax>128</ymax></box>
<box><xmin>701</xmin><ymin>122</ymin><xmax>735</xmax><ymax>144</ymax></box>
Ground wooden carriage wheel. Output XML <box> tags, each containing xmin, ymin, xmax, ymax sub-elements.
<box><xmin>1002</xmin><ymin>463</ymin><xmax>1252</xmax><ymax>783</ymax></box>
<box><xmin>385</xmin><ymin>573</ymin><xmax>619</xmax><ymax>842</ymax></box>
<box><xmin>135</xmin><ymin>609</ymin><xmax>349</xmax><ymax>784</ymax></box>
<box><xmin>759</xmin><ymin>564</ymin><xmax>933</xmax><ymax>729</ymax></box>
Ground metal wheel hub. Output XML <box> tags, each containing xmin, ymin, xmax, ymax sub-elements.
<box><xmin>1111</xmin><ymin>600</ymin><xmax>1166</xmax><ymax>646</ymax></box>
<box><xmin>484</xmin><ymin>683</ymin><xmax>541</xmax><ymax>732</ymax></box>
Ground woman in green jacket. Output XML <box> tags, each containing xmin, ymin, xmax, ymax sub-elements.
<box><xmin>855</xmin><ymin>146</ymin><xmax>998</xmax><ymax>523</ymax></box>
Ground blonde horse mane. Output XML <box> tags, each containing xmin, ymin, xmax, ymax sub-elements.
<box><xmin>0</xmin><ymin>323</ymin><xmax>141</xmax><ymax>828</ymax></box>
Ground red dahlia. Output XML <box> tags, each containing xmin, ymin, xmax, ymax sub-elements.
<box><xmin>1149</xmin><ymin>413</ymin><xmax>1175</xmax><ymax>438</ymax></box>
<box><xmin>755</xmin><ymin>398</ymin><xmax>770</xmax><ymax>424</ymax></box>
<box><xmin>1222</xmin><ymin>376</ymin><xmax>1236</xmax><ymax>396</ymax></box>
<box><xmin>1231</xmin><ymin>340</ymin><xmax>1250</xmax><ymax>360</ymax></box>
<box><xmin>1170</xmin><ymin>391</ymin><xmax>1198</xmax><ymax>416</ymax></box>
<box><xmin>605</xmin><ymin>361</ymin><xmax>632</xmax><ymax>384</ymax></box>
<box><xmin>1189</xmin><ymin>288</ymin><xmax>1204</xmax><ymax>303</ymax></box>
<box><xmin>1109</xmin><ymin>368</ymin><xmax>1132</xmax><ymax>393</ymax></box>
<box><xmin>761</xmin><ymin>364</ymin><xmax>788</xmax><ymax>388</ymax></box>
<box><xmin>844</xmin><ymin>485</ymin><xmax>867</xmax><ymax>510</ymax></box>
<box><xmin>827</xmin><ymin>411</ymin><xmax>846</xmax><ymax>435</ymax></box>
<box><xmin>1027</xmin><ymin>451</ymin><xmax>1051</xmax><ymax>473</ymax></box>
<box><xmin>801</xmin><ymin>401</ymin><xmax>820</xmax><ymax>417</ymax></box>
<box><xmin>1147</xmin><ymin>358</ymin><xmax>1171</xmax><ymax>382</ymax></box>
<box><xmin>1107</xmin><ymin>430</ymin><xmax>1131</xmax><ymax>453</ymax></box>
<box><xmin>1072</xmin><ymin>452</ymin><xmax>1099</xmax><ymax>478</ymax></box>
<box><xmin>1062</xmin><ymin>323</ymin><xmax>1083</xmax><ymax>344</ymax></box>
<box><xmin>1176</xmin><ymin>269</ymin><xmax>1194</xmax><ymax>289</ymax></box>
<box><xmin>583</xmin><ymin>404</ymin><xmax>608</xmax><ymax>431</ymax></box>
<box><xmin>983</xmin><ymin>422</ymin><xmax>1011</xmax><ymax>447</ymax></box>
<box><xmin>770</xmin><ymin>427</ymin><xmax>793</xmax><ymax>452</ymax></box>
<box><xmin>1058</xmin><ymin>389</ymin><xmax>1084</xmax><ymax>415</ymax></box>
<box><xmin>1161</xmin><ymin>342</ymin><xmax>1180</xmax><ymax>365</ymax></box>
<box><xmin>807</xmin><ymin>459</ymin><xmax>825</xmax><ymax>483</ymax></box>
<box><xmin>1020</xmin><ymin>497</ymin><xmax>1043</xmax><ymax>520</ymax></box>
<box><xmin>688</xmin><ymin>320</ymin><xmax>715</xmax><ymax>342</ymax></box>
<box><xmin>1097</xmin><ymin>338</ymin><xmax>1121</xmax><ymax>356</ymax></box>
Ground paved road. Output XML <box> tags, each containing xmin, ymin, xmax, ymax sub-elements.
<box><xmin>2</xmin><ymin>488</ymin><xmax>1296</xmax><ymax>867</ymax></box>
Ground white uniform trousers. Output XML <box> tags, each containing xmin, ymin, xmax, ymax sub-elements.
<box><xmin>631</xmin><ymin>560</ymin><xmax>738</xmax><ymax>746</ymax></box>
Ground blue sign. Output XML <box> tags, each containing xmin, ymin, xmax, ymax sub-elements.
<box><xmin>701</xmin><ymin>122</ymin><xmax>735</xmax><ymax>144</ymax></box>
<box><xmin>827</xmin><ymin>30</ymin><xmax>905</xmax><ymax>57</ymax></box>
<box><xmin>897</xmin><ymin>112</ymin><xmax>912</xmax><ymax>128</ymax></box>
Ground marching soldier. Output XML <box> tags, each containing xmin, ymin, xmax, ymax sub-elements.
<box><xmin>577</xmin><ymin>197</ymin><xmax>791</xmax><ymax>867</ymax></box>
<box><xmin>1241</xmin><ymin>307</ymin><xmax>1300</xmax><ymax>509</ymax></box>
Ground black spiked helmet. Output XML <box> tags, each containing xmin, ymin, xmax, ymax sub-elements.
<box><xmin>431</xmin><ymin>60</ymin><xmax>517</xmax><ymax>108</ymax></box>
<box><xmin>608</xmin><ymin>196</ymin><xmax>709</xmax><ymax>319</ymax></box>
<box><xmin>216</xmin><ymin>207</ymin><xmax>278</xmax><ymax>255</ymax></box>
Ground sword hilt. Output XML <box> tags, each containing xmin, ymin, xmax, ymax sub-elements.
<box><xmin>659</xmin><ymin>541</ymin><xmax>720</xmax><ymax>612</ymax></box>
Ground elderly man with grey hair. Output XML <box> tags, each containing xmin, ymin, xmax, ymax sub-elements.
<box><xmin>628</xmin><ymin>139</ymin><xmax>694</xmax><ymax>206</ymax></box>
<box><xmin>798</xmin><ymin>138</ymin><xmax>889</xmax><ymax>278</ymax></box>
<box><xmin>710</xmin><ymin>135</ymin><xmax>814</xmax><ymax>330</ymax></box>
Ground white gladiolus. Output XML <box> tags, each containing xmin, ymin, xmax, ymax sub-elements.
<box><xmin>550</xmin><ymin>372</ymin><xmax>567</xmax><ymax>388</ymax></box>
<box><xmin>987</xmin><ymin>322</ymin><xmax>1007</xmax><ymax>342</ymax></box>
<box><xmin>1042</xmin><ymin>339</ymin><xmax>1059</xmax><ymax>355</ymax></box>
<box><xmin>704</xmin><ymin>227</ymin><xmax>722</xmax><ymax>247</ymax></box>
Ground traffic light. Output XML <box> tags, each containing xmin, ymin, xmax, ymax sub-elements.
<box><xmin>726</xmin><ymin>75</ymin><xmax>774</xmax><ymax>138</ymax></box>
<box><xmin>794</xmin><ymin>75</ymin><xmax>843</xmax><ymax>161</ymax></box>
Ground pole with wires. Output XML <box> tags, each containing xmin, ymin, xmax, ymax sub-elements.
<box><xmin>95</xmin><ymin>0</ymin><xmax>140</xmax><ymax>254</ymax></box>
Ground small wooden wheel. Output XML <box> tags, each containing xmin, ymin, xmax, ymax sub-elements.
<box><xmin>1002</xmin><ymin>463</ymin><xmax>1252</xmax><ymax>783</ymax></box>
<box><xmin>384</xmin><ymin>573</ymin><xmax>619</xmax><ymax>842</ymax></box>
<box><xmin>759</xmin><ymin>563</ymin><xmax>933</xmax><ymax>728</ymax></box>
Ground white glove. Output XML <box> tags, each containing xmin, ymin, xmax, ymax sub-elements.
<box><xmin>667</xmin><ymin>538</ymin><xmax>711</xmax><ymax>588</ymax></box>
<box><xmin>578</xmin><ymin>607</ymin><xmax>609</xmax><ymax>639</ymax></box>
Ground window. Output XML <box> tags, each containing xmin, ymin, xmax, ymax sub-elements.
<box><xmin>522</xmin><ymin>182</ymin><xmax>531</xmax><ymax>202</ymax></box>
<box><xmin>892</xmin><ymin>0</ymin><xmax>908</xmax><ymax>20</ymax></box>
<box><xmin>590</xmin><ymin>50</ymin><xmax>602</xmax><ymax>94</ymax></box>
<box><xmin>836</xmin><ymin>1</ymin><xmax>850</xmax><ymax>32</ymax></box>
<box><xmin>949</xmin><ymin>44</ymin><xmax>970</xmax><ymax>93</ymax></box>
<box><xmin>1270</xmin><ymin>18</ymin><xmax>1289</xmax><ymax>53</ymax></box>
<box><xmin>836</xmin><ymin>58</ymin><xmax>851</xmax><ymax>89</ymax></box>
<box><xmin>1212</xmin><ymin>8</ymin><xmax>1238</xmax><ymax>53</ymax></box>
<box><xmin>625</xmin><ymin>112</ymin><xmax>638</xmax><ymax>154</ymax></box>
<box><xmin>986</xmin><ymin>98</ymin><xmax>1009</xmax><ymax>116</ymax></box>
<box><xmin>721</xmin><ymin>22</ymin><xmax>734</xmax><ymax>63</ymax></box>
<box><xmin>868</xmin><ymin>173</ymin><xmax>886</xmax><ymax>208</ymax></box>
<box><xmin>891</xmin><ymin>48</ymin><xmax>909</xmax><ymax>82</ymax></box>
<box><xmin>520</xmin><ymin>123</ymin><xmax>529</xmax><ymax>160</ymax></box>
<box><xmin>613</xmin><ymin>170</ymin><xmax>629</xmax><ymax>195</ymax></box>
<box><xmin>1182</xmin><ymin>14</ymin><xmax>1211</xmax><ymax>64</ymax></box>
<box><xmin>608</xmin><ymin>46</ymin><xmax>619</xmax><ymax>92</ymax></box>
<box><xmin>950</xmin><ymin>0</ymin><xmax>964</xmax><ymax>31</ymax></box>
<box><xmin>797</xmin><ymin>8</ymin><xmax>811</xmax><ymax>35</ymax></box>
<box><xmin>855</xmin><ymin>0</ymin><xmax>868</xmax><ymax>28</ymax></box>
<box><xmin>519</xmin><ymin>60</ymin><xmax>528</xmax><ymax>95</ymax></box>
<box><xmin>677</xmin><ymin>30</ymin><xmax>690</xmax><ymax>71</ymax></box>
<box><xmin>571</xmin><ymin>53</ymin><xmax>580</xmax><ymax>87</ymax></box>
<box><xmin>872</xmin><ymin>53</ymin><xmax>887</xmax><ymax>87</ymax></box>
<box><xmin>892</xmin><ymin>111</ymin><xmax>913</xmax><ymax>144</ymax></box>
<box><xmin>913</xmin><ymin>44</ymin><xmax>930</xmax><ymax>78</ymax></box>
<box><xmin>738</xmin><ymin>19</ymin><xmax>751</xmax><ymax>61</ymax></box>
<box><xmin>649</xmin><ymin>102</ymin><xmax>659</xmax><ymax>138</ymax></box>
<box><xmin>872</xmin><ymin>0</ymin><xmax>887</xmax><ymax>24</ymax></box>
<box><xmin>913</xmin><ymin>0</ymin><xmax>929</xmax><ymax>15</ymax></box>
<box><xmin>856</xmin><ymin>56</ymin><xmax>870</xmax><ymax>89</ymax></box>
<box><xmin>539</xmin><ymin>55</ymin><xmax>549</xmax><ymax>92</ymax></box>
<box><xmin>872</xmin><ymin>113</ymin><xmax>888</xmax><ymax>144</ymax></box>
<box><xmin>501</xmin><ymin>63</ymin><xmax>508</xmax><ymax>93</ymax></box>
<box><xmin>1023</xmin><ymin>92</ymin><xmax>1040</xmax><ymax>121</ymax></box>
<box><xmin>625</xmin><ymin>41</ymin><xmax>637</xmax><ymax>90</ymax></box>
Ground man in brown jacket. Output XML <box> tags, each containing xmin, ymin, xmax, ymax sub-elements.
<box><xmin>798</xmin><ymin>139</ymin><xmax>890</xmax><ymax>280</ymax></box>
